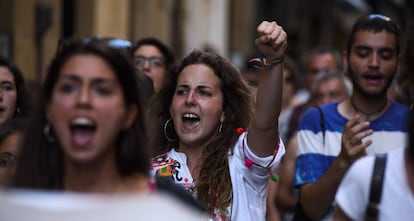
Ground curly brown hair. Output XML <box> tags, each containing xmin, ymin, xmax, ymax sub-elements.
<box><xmin>150</xmin><ymin>50</ymin><xmax>254</xmax><ymax>215</ymax></box>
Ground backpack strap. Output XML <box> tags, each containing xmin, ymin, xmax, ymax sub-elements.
<box><xmin>315</xmin><ymin>106</ymin><xmax>325</xmax><ymax>145</ymax></box>
<box><xmin>365</xmin><ymin>154</ymin><xmax>387</xmax><ymax>221</ymax></box>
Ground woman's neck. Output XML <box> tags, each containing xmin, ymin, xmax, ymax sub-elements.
<box><xmin>177</xmin><ymin>144</ymin><xmax>204</xmax><ymax>179</ymax></box>
<box><xmin>64</xmin><ymin>159</ymin><xmax>150</xmax><ymax>193</ymax></box>
<box><xmin>64</xmin><ymin>156</ymin><xmax>121</xmax><ymax>193</ymax></box>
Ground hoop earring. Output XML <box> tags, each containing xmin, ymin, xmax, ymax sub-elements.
<box><xmin>43</xmin><ymin>123</ymin><xmax>55</xmax><ymax>143</ymax></box>
<box><xmin>164</xmin><ymin>118</ymin><xmax>177</xmax><ymax>143</ymax></box>
<box><xmin>218</xmin><ymin>122</ymin><xmax>223</xmax><ymax>134</ymax></box>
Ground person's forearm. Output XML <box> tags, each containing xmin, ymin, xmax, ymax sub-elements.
<box><xmin>300</xmin><ymin>158</ymin><xmax>350</xmax><ymax>219</ymax></box>
<box><xmin>249</xmin><ymin>64</ymin><xmax>283</xmax><ymax>157</ymax></box>
<box><xmin>247</xmin><ymin>21</ymin><xmax>287</xmax><ymax>157</ymax></box>
<box><xmin>254</xmin><ymin>64</ymin><xmax>283</xmax><ymax>124</ymax></box>
<box><xmin>276</xmin><ymin>191</ymin><xmax>298</xmax><ymax>211</ymax></box>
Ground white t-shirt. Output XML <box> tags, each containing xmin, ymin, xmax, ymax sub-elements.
<box><xmin>151</xmin><ymin>132</ymin><xmax>286</xmax><ymax>221</ymax></box>
<box><xmin>0</xmin><ymin>189</ymin><xmax>210</xmax><ymax>221</ymax></box>
<box><xmin>335</xmin><ymin>147</ymin><xmax>414</xmax><ymax>221</ymax></box>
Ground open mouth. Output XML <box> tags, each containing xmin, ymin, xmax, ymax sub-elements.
<box><xmin>70</xmin><ymin>117</ymin><xmax>96</xmax><ymax>147</ymax></box>
<box><xmin>181</xmin><ymin>113</ymin><xmax>200</xmax><ymax>130</ymax></box>
<box><xmin>363</xmin><ymin>73</ymin><xmax>383</xmax><ymax>83</ymax></box>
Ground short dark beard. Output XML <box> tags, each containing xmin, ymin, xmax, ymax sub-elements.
<box><xmin>347</xmin><ymin>63</ymin><xmax>394</xmax><ymax>100</ymax></box>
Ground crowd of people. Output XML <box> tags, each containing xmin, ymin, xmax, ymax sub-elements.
<box><xmin>0</xmin><ymin>13</ymin><xmax>413</xmax><ymax>221</ymax></box>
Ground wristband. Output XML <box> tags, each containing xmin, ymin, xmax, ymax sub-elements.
<box><xmin>249</xmin><ymin>57</ymin><xmax>283</xmax><ymax>70</ymax></box>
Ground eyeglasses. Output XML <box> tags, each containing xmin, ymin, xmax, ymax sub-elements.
<box><xmin>0</xmin><ymin>152</ymin><xmax>17</xmax><ymax>168</ymax></box>
<box><xmin>56</xmin><ymin>37</ymin><xmax>133</xmax><ymax>56</ymax></box>
<box><xmin>133</xmin><ymin>56</ymin><xmax>165</xmax><ymax>68</ymax></box>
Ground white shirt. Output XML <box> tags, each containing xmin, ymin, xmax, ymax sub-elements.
<box><xmin>335</xmin><ymin>147</ymin><xmax>414</xmax><ymax>221</ymax></box>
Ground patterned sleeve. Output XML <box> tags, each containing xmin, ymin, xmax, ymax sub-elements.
<box><xmin>150</xmin><ymin>153</ymin><xmax>170</xmax><ymax>177</ymax></box>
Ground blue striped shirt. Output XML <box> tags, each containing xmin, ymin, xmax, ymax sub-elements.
<box><xmin>294</xmin><ymin>101</ymin><xmax>408</xmax><ymax>186</ymax></box>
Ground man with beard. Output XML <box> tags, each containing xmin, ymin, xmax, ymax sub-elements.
<box><xmin>293</xmin><ymin>14</ymin><xmax>408</xmax><ymax>221</ymax></box>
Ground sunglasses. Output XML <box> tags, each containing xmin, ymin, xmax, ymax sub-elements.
<box><xmin>357</xmin><ymin>13</ymin><xmax>397</xmax><ymax>28</ymax></box>
<box><xmin>56</xmin><ymin>37</ymin><xmax>133</xmax><ymax>56</ymax></box>
<box><xmin>367</xmin><ymin>14</ymin><xmax>392</xmax><ymax>21</ymax></box>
